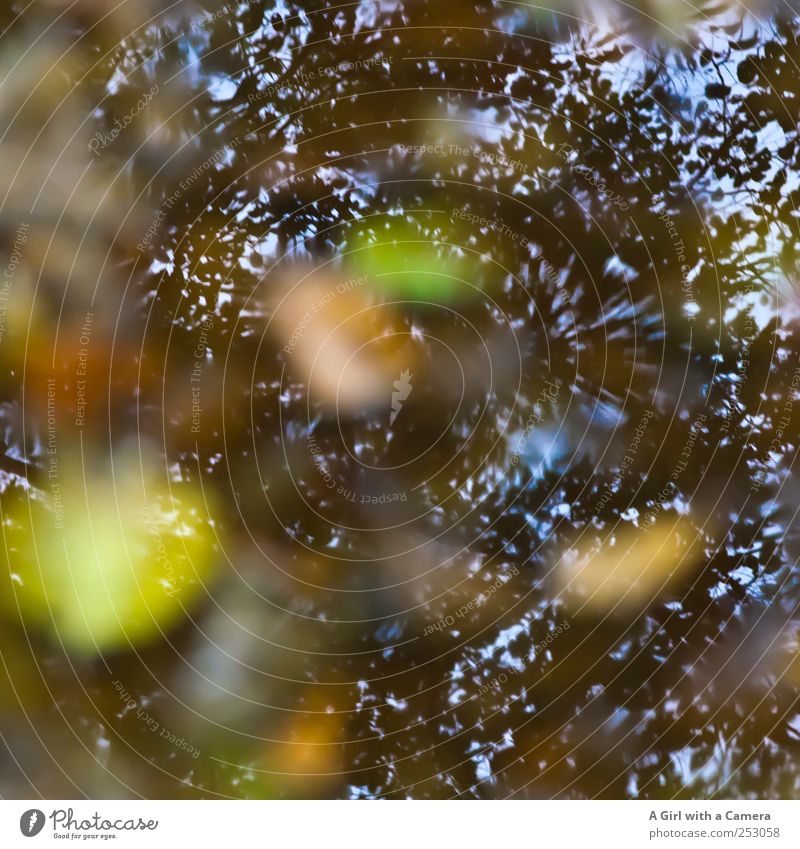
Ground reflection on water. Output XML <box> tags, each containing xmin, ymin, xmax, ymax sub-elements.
<box><xmin>0</xmin><ymin>0</ymin><xmax>799</xmax><ymax>799</ymax></box>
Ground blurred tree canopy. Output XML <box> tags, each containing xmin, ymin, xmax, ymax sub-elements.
<box><xmin>0</xmin><ymin>0</ymin><xmax>799</xmax><ymax>800</ymax></box>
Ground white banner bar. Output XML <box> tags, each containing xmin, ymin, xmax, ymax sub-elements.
<box><xmin>1</xmin><ymin>801</ymin><xmax>798</xmax><ymax>848</ymax></box>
